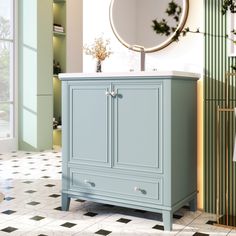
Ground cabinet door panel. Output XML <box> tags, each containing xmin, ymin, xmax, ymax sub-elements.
<box><xmin>70</xmin><ymin>84</ymin><xmax>111</xmax><ymax>167</ymax></box>
<box><xmin>113</xmin><ymin>83</ymin><xmax>162</xmax><ymax>173</ymax></box>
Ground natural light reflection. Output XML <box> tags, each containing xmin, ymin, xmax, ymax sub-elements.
<box><xmin>0</xmin><ymin>0</ymin><xmax>14</xmax><ymax>140</ymax></box>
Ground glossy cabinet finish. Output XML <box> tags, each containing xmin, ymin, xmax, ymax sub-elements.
<box><xmin>59</xmin><ymin>73</ymin><xmax>199</xmax><ymax>231</ymax></box>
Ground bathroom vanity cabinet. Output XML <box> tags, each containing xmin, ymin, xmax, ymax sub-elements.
<box><xmin>59</xmin><ymin>71</ymin><xmax>199</xmax><ymax>231</ymax></box>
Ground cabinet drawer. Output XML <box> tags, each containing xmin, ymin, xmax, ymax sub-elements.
<box><xmin>69</xmin><ymin>169</ymin><xmax>162</xmax><ymax>204</ymax></box>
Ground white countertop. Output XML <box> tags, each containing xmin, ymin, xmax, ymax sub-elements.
<box><xmin>59</xmin><ymin>71</ymin><xmax>200</xmax><ymax>81</ymax></box>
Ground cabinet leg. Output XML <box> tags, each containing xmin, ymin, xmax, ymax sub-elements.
<box><xmin>189</xmin><ymin>197</ymin><xmax>197</xmax><ymax>212</ymax></box>
<box><xmin>162</xmin><ymin>211</ymin><xmax>172</xmax><ymax>231</ymax></box>
<box><xmin>61</xmin><ymin>193</ymin><xmax>70</xmax><ymax>211</ymax></box>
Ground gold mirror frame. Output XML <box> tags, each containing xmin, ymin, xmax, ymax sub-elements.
<box><xmin>109</xmin><ymin>0</ymin><xmax>189</xmax><ymax>53</ymax></box>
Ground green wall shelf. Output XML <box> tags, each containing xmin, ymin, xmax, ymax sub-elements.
<box><xmin>54</xmin><ymin>0</ymin><xmax>66</xmax><ymax>3</ymax></box>
<box><xmin>53</xmin><ymin>31</ymin><xmax>66</xmax><ymax>36</ymax></box>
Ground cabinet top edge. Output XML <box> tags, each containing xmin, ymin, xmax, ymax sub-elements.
<box><xmin>58</xmin><ymin>71</ymin><xmax>200</xmax><ymax>81</ymax></box>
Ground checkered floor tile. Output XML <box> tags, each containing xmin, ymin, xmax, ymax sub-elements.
<box><xmin>0</xmin><ymin>150</ymin><xmax>233</xmax><ymax>235</ymax></box>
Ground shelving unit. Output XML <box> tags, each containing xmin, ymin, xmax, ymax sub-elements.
<box><xmin>53</xmin><ymin>31</ymin><xmax>66</xmax><ymax>36</ymax></box>
<box><xmin>53</xmin><ymin>0</ymin><xmax>66</xmax><ymax>148</ymax></box>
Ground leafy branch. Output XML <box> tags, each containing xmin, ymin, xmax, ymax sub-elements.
<box><xmin>152</xmin><ymin>1</ymin><xmax>236</xmax><ymax>70</ymax></box>
<box><xmin>152</xmin><ymin>1</ymin><xmax>235</xmax><ymax>41</ymax></box>
<box><xmin>165</xmin><ymin>0</ymin><xmax>182</xmax><ymax>22</ymax></box>
<box><xmin>175</xmin><ymin>27</ymin><xmax>233</xmax><ymax>41</ymax></box>
<box><xmin>152</xmin><ymin>1</ymin><xmax>236</xmax><ymax>42</ymax></box>
<box><xmin>152</xmin><ymin>1</ymin><xmax>181</xmax><ymax>37</ymax></box>
<box><xmin>222</xmin><ymin>0</ymin><xmax>236</xmax><ymax>14</ymax></box>
<box><xmin>152</xmin><ymin>19</ymin><xmax>173</xmax><ymax>37</ymax></box>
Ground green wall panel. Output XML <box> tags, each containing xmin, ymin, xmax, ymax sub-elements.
<box><xmin>205</xmin><ymin>0</ymin><xmax>236</xmax><ymax>215</ymax></box>
<box><xmin>18</xmin><ymin>0</ymin><xmax>53</xmax><ymax>151</ymax></box>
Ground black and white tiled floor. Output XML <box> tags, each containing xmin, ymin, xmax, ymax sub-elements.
<box><xmin>0</xmin><ymin>150</ymin><xmax>234</xmax><ymax>235</ymax></box>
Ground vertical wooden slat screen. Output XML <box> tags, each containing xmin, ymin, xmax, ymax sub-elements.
<box><xmin>204</xmin><ymin>0</ymin><xmax>236</xmax><ymax>215</ymax></box>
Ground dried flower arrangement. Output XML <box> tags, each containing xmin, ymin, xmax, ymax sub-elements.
<box><xmin>84</xmin><ymin>36</ymin><xmax>113</xmax><ymax>72</ymax></box>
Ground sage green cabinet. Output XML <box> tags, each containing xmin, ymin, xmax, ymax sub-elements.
<box><xmin>113</xmin><ymin>83</ymin><xmax>162</xmax><ymax>174</ymax></box>
<box><xmin>71</xmin><ymin>83</ymin><xmax>111</xmax><ymax>167</ymax></box>
<box><xmin>60</xmin><ymin>73</ymin><xmax>199</xmax><ymax>231</ymax></box>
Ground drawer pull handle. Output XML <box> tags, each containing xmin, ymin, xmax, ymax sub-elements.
<box><xmin>84</xmin><ymin>179</ymin><xmax>95</xmax><ymax>187</ymax></box>
<box><xmin>134</xmin><ymin>186</ymin><xmax>147</xmax><ymax>194</ymax></box>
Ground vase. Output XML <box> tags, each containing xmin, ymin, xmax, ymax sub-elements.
<box><xmin>96</xmin><ymin>60</ymin><xmax>102</xmax><ymax>72</ymax></box>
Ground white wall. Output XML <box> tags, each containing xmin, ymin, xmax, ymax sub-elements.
<box><xmin>83</xmin><ymin>0</ymin><xmax>204</xmax><ymax>74</ymax></box>
<box><xmin>66</xmin><ymin>0</ymin><xmax>83</xmax><ymax>72</ymax></box>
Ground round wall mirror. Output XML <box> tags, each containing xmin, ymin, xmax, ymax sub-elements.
<box><xmin>109</xmin><ymin>0</ymin><xmax>189</xmax><ymax>52</ymax></box>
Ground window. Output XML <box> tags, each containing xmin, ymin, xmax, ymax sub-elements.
<box><xmin>0</xmin><ymin>0</ymin><xmax>15</xmax><ymax>139</ymax></box>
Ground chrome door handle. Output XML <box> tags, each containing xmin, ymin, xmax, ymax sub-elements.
<box><xmin>105</xmin><ymin>90</ymin><xmax>117</xmax><ymax>97</ymax></box>
<box><xmin>110</xmin><ymin>90</ymin><xmax>117</xmax><ymax>97</ymax></box>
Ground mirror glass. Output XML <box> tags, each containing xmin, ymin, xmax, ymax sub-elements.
<box><xmin>109</xmin><ymin>0</ymin><xmax>189</xmax><ymax>52</ymax></box>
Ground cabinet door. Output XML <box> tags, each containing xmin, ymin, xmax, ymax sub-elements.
<box><xmin>113</xmin><ymin>83</ymin><xmax>162</xmax><ymax>173</ymax></box>
<box><xmin>70</xmin><ymin>83</ymin><xmax>111</xmax><ymax>167</ymax></box>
